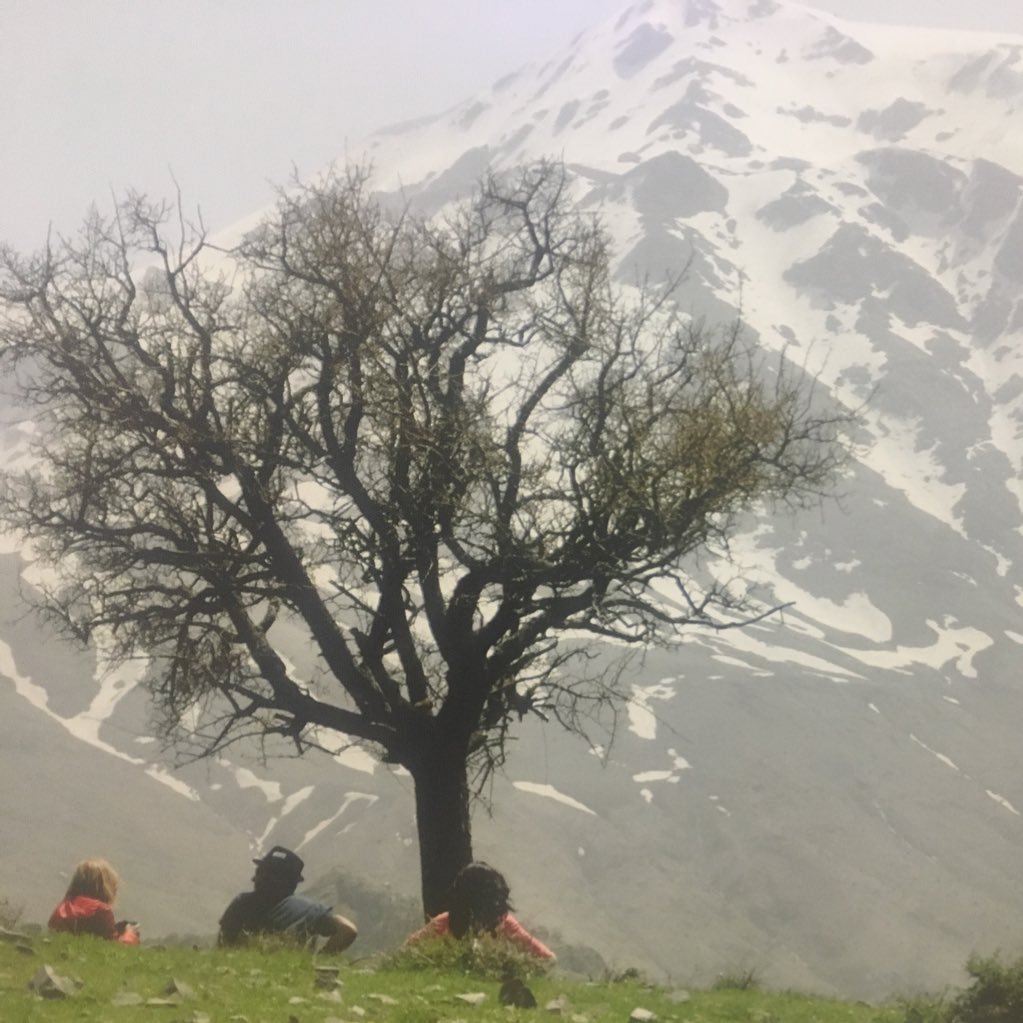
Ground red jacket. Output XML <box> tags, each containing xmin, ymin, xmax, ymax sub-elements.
<box><xmin>406</xmin><ymin>911</ymin><xmax>554</xmax><ymax>959</ymax></box>
<box><xmin>48</xmin><ymin>896</ymin><xmax>140</xmax><ymax>944</ymax></box>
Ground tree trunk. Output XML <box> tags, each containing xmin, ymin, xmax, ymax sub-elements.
<box><xmin>409</xmin><ymin>738</ymin><xmax>474</xmax><ymax>918</ymax></box>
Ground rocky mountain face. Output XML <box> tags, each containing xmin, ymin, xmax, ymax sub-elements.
<box><xmin>2</xmin><ymin>0</ymin><xmax>1022</xmax><ymax>1000</ymax></box>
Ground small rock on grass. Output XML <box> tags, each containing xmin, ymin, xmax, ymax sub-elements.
<box><xmin>27</xmin><ymin>964</ymin><xmax>77</xmax><ymax>999</ymax></box>
<box><xmin>455</xmin><ymin>991</ymin><xmax>487</xmax><ymax>1006</ymax></box>
<box><xmin>629</xmin><ymin>1008</ymin><xmax>657</xmax><ymax>1023</ymax></box>
<box><xmin>367</xmin><ymin>992</ymin><xmax>399</xmax><ymax>1005</ymax></box>
<box><xmin>545</xmin><ymin>995</ymin><xmax>569</xmax><ymax>1014</ymax></box>
<box><xmin>111</xmin><ymin>991</ymin><xmax>145</xmax><ymax>1006</ymax></box>
<box><xmin>499</xmin><ymin>976</ymin><xmax>537</xmax><ymax>1008</ymax></box>
<box><xmin>316</xmin><ymin>965</ymin><xmax>343</xmax><ymax>989</ymax></box>
<box><xmin>164</xmin><ymin>977</ymin><xmax>196</xmax><ymax>999</ymax></box>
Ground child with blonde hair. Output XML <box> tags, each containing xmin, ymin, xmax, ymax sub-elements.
<box><xmin>48</xmin><ymin>858</ymin><xmax>140</xmax><ymax>944</ymax></box>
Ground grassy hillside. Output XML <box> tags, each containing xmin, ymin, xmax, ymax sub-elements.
<box><xmin>0</xmin><ymin>929</ymin><xmax>906</xmax><ymax>1023</ymax></box>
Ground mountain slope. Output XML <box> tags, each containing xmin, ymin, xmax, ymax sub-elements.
<box><xmin>1</xmin><ymin>0</ymin><xmax>1021</xmax><ymax>999</ymax></box>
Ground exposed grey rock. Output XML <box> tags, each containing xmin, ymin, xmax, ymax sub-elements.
<box><xmin>784</xmin><ymin>222</ymin><xmax>963</xmax><ymax>327</ymax></box>
<box><xmin>777</xmin><ymin>104</ymin><xmax>852</xmax><ymax>127</ymax></box>
<box><xmin>857</xmin><ymin>99</ymin><xmax>932</xmax><ymax>141</ymax></box>
<box><xmin>367</xmin><ymin>992</ymin><xmax>399</xmax><ymax>1005</ymax></box>
<box><xmin>499</xmin><ymin>976</ymin><xmax>538</xmax><ymax>1007</ymax></box>
<box><xmin>546</xmin><ymin>995</ymin><xmax>570</xmax><ymax>1014</ymax></box>
<box><xmin>757</xmin><ymin>184</ymin><xmax>835</xmax><ymax>230</ymax></box>
<box><xmin>629</xmin><ymin>1009</ymin><xmax>657</xmax><ymax>1023</ymax></box>
<box><xmin>111</xmin><ymin>991</ymin><xmax>145</xmax><ymax>1006</ymax></box>
<box><xmin>615</xmin><ymin>24</ymin><xmax>675</xmax><ymax>79</ymax></box>
<box><xmin>803</xmin><ymin>25</ymin><xmax>873</xmax><ymax>64</ymax></box>
<box><xmin>648</xmin><ymin>97</ymin><xmax>752</xmax><ymax>156</ymax></box>
<box><xmin>455</xmin><ymin>992</ymin><xmax>488</xmax><ymax>1006</ymax></box>
<box><xmin>27</xmin><ymin>964</ymin><xmax>77</xmax><ymax>999</ymax></box>
<box><xmin>164</xmin><ymin>977</ymin><xmax>196</xmax><ymax>1000</ymax></box>
<box><xmin>315</xmin><ymin>965</ymin><xmax>343</xmax><ymax>989</ymax></box>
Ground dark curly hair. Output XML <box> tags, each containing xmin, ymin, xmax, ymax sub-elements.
<box><xmin>447</xmin><ymin>862</ymin><xmax>513</xmax><ymax>939</ymax></box>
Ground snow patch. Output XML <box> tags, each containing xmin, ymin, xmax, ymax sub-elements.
<box><xmin>626</xmin><ymin>679</ymin><xmax>677</xmax><ymax>739</ymax></box>
<box><xmin>910</xmin><ymin>733</ymin><xmax>961</xmax><ymax>773</ymax></box>
<box><xmin>986</xmin><ymin>790</ymin><xmax>1020</xmax><ymax>815</ymax></box>
<box><xmin>513</xmin><ymin>781</ymin><xmax>597</xmax><ymax>815</ymax></box>
<box><xmin>297</xmin><ymin>791</ymin><xmax>379</xmax><ymax>849</ymax></box>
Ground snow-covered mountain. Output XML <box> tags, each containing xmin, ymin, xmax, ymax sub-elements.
<box><xmin>2</xmin><ymin>0</ymin><xmax>1022</xmax><ymax>999</ymax></box>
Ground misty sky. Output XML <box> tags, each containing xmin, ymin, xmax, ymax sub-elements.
<box><xmin>2</xmin><ymin>0</ymin><xmax>1022</xmax><ymax>252</ymax></box>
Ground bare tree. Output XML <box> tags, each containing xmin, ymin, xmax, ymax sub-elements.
<box><xmin>0</xmin><ymin>161</ymin><xmax>849</xmax><ymax>913</ymax></box>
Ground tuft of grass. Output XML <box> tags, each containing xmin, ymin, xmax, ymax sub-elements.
<box><xmin>0</xmin><ymin>894</ymin><xmax>24</xmax><ymax>929</ymax></box>
<box><xmin>712</xmin><ymin>964</ymin><xmax>763</xmax><ymax>990</ymax></box>
<box><xmin>379</xmin><ymin>933</ymin><xmax>553</xmax><ymax>980</ymax></box>
<box><xmin>899</xmin><ymin>994</ymin><xmax>948</xmax><ymax>1023</ymax></box>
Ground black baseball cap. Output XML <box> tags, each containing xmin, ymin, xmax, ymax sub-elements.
<box><xmin>253</xmin><ymin>845</ymin><xmax>304</xmax><ymax>882</ymax></box>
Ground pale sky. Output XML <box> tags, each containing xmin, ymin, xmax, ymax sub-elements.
<box><xmin>2</xmin><ymin>0</ymin><xmax>1022</xmax><ymax>252</ymax></box>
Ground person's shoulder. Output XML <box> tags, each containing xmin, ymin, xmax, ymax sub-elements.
<box><xmin>219</xmin><ymin>891</ymin><xmax>257</xmax><ymax>925</ymax></box>
<box><xmin>268</xmin><ymin>893</ymin><xmax>332</xmax><ymax>929</ymax></box>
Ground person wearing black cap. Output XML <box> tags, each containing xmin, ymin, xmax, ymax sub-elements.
<box><xmin>218</xmin><ymin>845</ymin><xmax>357</xmax><ymax>951</ymax></box>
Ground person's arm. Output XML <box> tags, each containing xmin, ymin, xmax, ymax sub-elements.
<box><xmin>114</xmin><ymin>920</ymin><xmax>141</xmax><ymax>945</ymax></box>
<box><xmin>405</xmin><ymin>912</ymin><xmax>449</xmax><ymax>945</ymax></box>
<box><xmin>217</xmin><ymin>896</ymin><xmax>245</xmax><ymax>947</ymax></box>
<box><xmin>88</xmin><ymin>904</ymin><xmax>119</xmax><ymax>941</ymax></box>
<box><xmin>315</xmin><ymin>911</ymin><xmax>358</xmax><ymax>953</ymax></box>
<box><xmin>500</xmin><ymin>914</ymin><xmax>556</xmax><ymax>960</ymax></box>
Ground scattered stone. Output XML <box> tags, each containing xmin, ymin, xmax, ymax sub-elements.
<box><xmin>188</xmin><ymin>1014</ymin><xmax>212</xmax><ymax>1023</ymax></box>
<box><xmin>288</xmin><ymin>995</ymin><xmax>309</xmax><ymax>1004</ymax></box>
<box><xmin>315</xmin><ymin>965</ymin><xmax>343</xmax><ymax>989</ymax></box>
<box><xmin>111</xmin><ymin>991</ymin><xmax>145</xmax><ymax>1006</ymax></box>
<box><xmin>571</xmin><ymin>1014</ymin><xmax>591</xmax><ymax>1023</ymax></box>
<box><xmin>144</xmin><ymin>997</ymin><xmax>180</xmax><ymax>1007</ymax></box>
<box><xmin>629</xmin><ymin>1008</ymin><xmax>657</xmax><ymax>1023</ymax></box>
<box><xmin>367</xmin><ymin>992</ymin><xmax>399</xmax><ymax>1005</ymax></box>
<box><xmin>27</xmin><ymin>964</ymin><xmax>77</xmax><ymax>999</ymax></box>
<box><xmin>666</xmin><ymin>990</ymin><xmax>690</xmax><ymax>1004</ymax></box>
<box><xmin>455</xmin><ymin>991</ymin><xmax>487</xmax><ymax>1006</ymax></box>
<box><xmin>164</xmin><ymin>978</ymin><xmax>196</xmax><ymax>1000</ymax></box>
<box><xmin>350</xmin><ymin>1004</ymin><xmax>367</xmax><ymax>1016</ymax></box>
<box><xmin>545</xmin><ymin>995</ymin><xmax>569</xmax><ymax>1015</ymax></box>
<box><xmin>318</xmin><ymin>989</ymin><xmax>344</xmax><ymax>1004</ymax></box>
<box><xmin>227</xmin><ymin>1016</ymin><xmax>251</xmax><ymax>1022</ymax></box>
<box><xmin>499</xmin><ymin>976</ymin><xmax>537</xmax><ymax>1008</ymax></box>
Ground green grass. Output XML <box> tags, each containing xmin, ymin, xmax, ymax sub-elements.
<box><xmin>0</xmin><ymin>931</ymin><xmax>905</xmax><ymax>1023</ymax></box>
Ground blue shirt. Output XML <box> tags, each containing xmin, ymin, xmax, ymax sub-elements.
<box><xmin>219</xmin><ymin>891</ymin><xmax>333</xmax><ymax>944</ymax></box>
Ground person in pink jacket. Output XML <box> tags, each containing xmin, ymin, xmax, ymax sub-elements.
<box><xmin>48</xmin><ymin>858</ymin><xmax>140</xmax><ymax>944</ymax></box>
<box><xmin>406</xmin><ymin>861</ymin><xmax>554</xmax><ymax>960</ymax></box>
